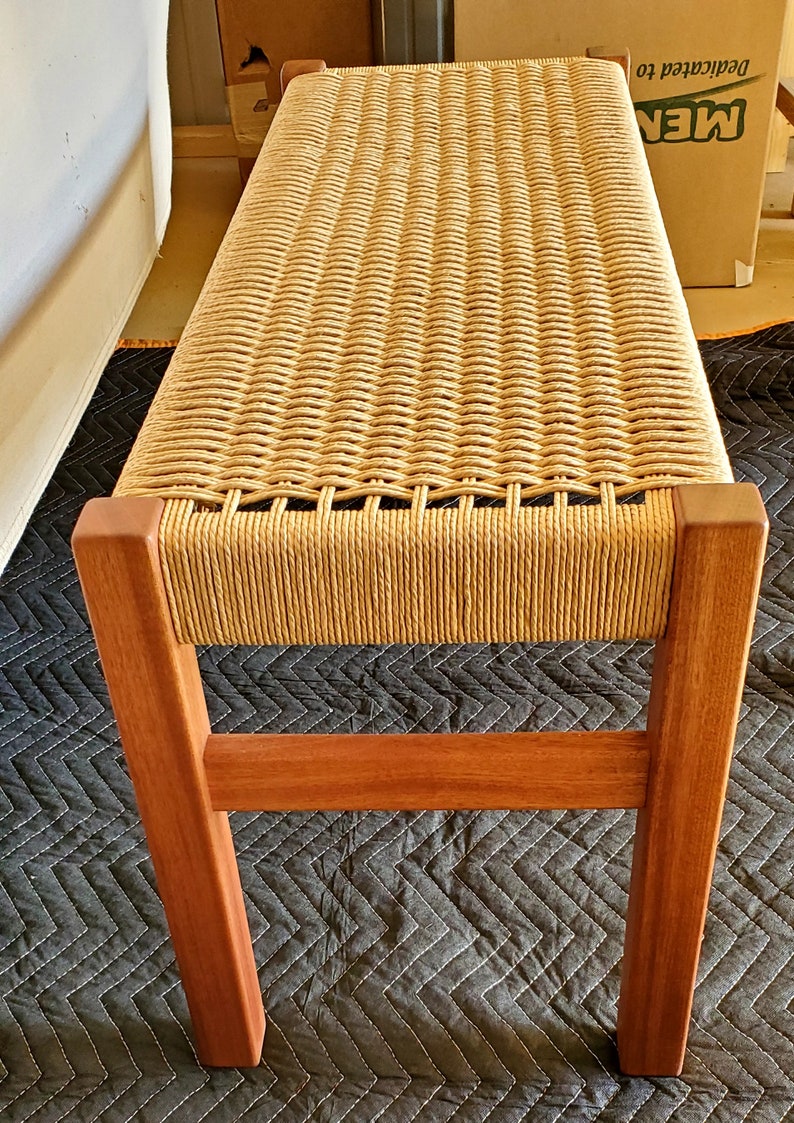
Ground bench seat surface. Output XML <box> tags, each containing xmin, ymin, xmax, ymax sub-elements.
<box><xmin>114</xmin><ymin>59</ymin><xmax>732</xmax><ymax>646</ymax></box>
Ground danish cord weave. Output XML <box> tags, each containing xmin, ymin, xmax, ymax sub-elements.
<box><xmin>116</xmin><ymin>58</ymin><xmax>732</xmax><ymax>646</ymax></box>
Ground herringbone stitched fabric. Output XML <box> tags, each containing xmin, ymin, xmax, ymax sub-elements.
<box><xmin>1</xmin><ymin>327</ymin><xmax>793</xmax><ymax>1119</ymax></box>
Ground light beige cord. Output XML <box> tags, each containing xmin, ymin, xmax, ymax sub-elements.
<box><xmin>158</xmin><ymin>486</ymin><xmax>676</xmax><ymax>645</ymax></box>
<box><xmin>116</xmin><ymin>58</ymin><xmax>732</xmax><ymax>645</ymax></box>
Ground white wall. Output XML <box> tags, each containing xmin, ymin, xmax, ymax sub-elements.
<box><xmin>0</xmin><ymin>1</ymin><xmax>172</xmax><ymax>570</ymax></box>
<box><xmin>0</xmin><ymin>3</ymin><xmax>172</xmax><ymax>336</ymax></box>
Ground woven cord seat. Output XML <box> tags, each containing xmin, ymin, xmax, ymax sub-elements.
<box><xmin>73</xmin><ymin>56</ymin><xmax>767</xmax><ymax>1076</ymax></box>
<box><xmin>114</xmin><ymin>57</ymin><xmax>730</xmax><ymax>645</ymax></box>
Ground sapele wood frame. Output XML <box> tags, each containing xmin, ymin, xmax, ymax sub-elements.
<box><xmin>72</xmin><ymin>54</ymin><xmax>768</xmax><ymax>1076</ymax></box>
<box><xmin>73</xmin><ymin>478</ymin><xmax>767</xmax><ymax>1076</ymax></box>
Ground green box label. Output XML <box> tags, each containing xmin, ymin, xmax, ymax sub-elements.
<box><xmin>633</xmin><ymin>73</ymin><xmax>763</xmax><ymax>144</ymax></box>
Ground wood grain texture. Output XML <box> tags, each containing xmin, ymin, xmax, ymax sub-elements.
<box><xmin>72</xmin><ymin>497</ymin><xmax>265</xmax><ymax>1067</ymax></box>
<box><xmin>617</xmin><ymin>482</ymin><xmax>768</xmax><ymax>1076</ymax></box>
<box><xmin>206</xmin><ymin>731</ymin><xmax>650</xmax><ymax>811</ymax></box>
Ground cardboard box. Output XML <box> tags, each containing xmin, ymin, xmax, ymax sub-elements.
<box><xmin>226</xmin><ymin>82</ymin><xmax>278</xmax><ymax>158</ymax></box>
<box><xmin>455</xmin><ymin>1</ymin><xmax>789</xmax><ymax>286</ymax></box>
<box><xmin>215</xmin><ymin>0</ymin><xmax>373</xmax><ymax>107</ymax></box>
<box><xmin>215</xmin><ymin>0</ymin><xmax>373</xmax><ymax>165</ymax></box>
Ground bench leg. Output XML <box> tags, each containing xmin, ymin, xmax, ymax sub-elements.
<box><xmin>617</xmin><ymin>483</ymin><xmax>767</xmax><ymax>1075</ymax></box>
<box><xmin>72</xmin><ymin>497</ymin><xmax>265</xmax><ymax>1067</ymax></box>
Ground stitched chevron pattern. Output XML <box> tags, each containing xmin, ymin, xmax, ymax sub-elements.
<box><xmin>1</xmin><ymin>331</ymin><xmax>793</xmax><ymax>1119</ymax></box>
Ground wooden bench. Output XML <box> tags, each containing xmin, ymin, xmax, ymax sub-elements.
<box><xmin>73</xmin><ymin>55</ymin><xmax>767</xmax><ymax>1075</ymax></box>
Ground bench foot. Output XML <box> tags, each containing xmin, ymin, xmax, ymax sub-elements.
<box><xmin>617</xmin><ymin>483</ymin><xmax>767</xmax><ymax>1075</ymax></box>
<box><xmin>72</xmin><ymin>497</ymin><xmax>265</xmax><ymax>1067</ymax></box>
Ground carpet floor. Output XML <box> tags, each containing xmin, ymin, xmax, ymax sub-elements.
<box><xmin>1</xmin><ymin>326</ymin><xmax>793</xmax><ymax>1120</ymax></box>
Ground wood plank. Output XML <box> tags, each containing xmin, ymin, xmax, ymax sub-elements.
<box><xmin>205</xmin><ymin>730</ymin><xmax>649</xmax><ymax>811</ymax></box>
<box><xmin>72</xmin><ymin>497</ymin><xmax>265</xmax><ymax>1067</ymax></box>
<box><xmin>173</xmin><ymin>124</ymin><xmax>238</xmax><ymax>159</ymax></box>
<box><xmin>617</xmin><ymin>482</ymin><xmax>768</xmax><ymax>1076</ymax></box>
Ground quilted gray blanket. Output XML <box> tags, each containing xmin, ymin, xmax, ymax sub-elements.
<box><xmin>1</xmin><ymin>327</ymin><xmax>792</xmax><ymax>1120</ymax></box>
